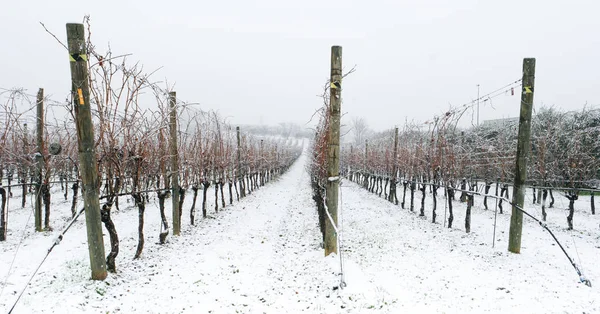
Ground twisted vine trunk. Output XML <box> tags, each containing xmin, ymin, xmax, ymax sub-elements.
<box><xmin>483</xmin><ymin>182</ymin><xmax>491</xmax><ymax>210</ymax></box>
<box><xmin>566</xmin><ymin>193</ymin><xmax>578</xmax><ymax>230</ymax></box>
<box><xmin>419</xmin><ymin>184</ymin><xmax>426</xmax><ymax>217</ymax></box>
<box><xmin>132</xmin><ymin>193</ymin><xmax>145</xmax><ymax>259</ymax></box>
<box><xmin>447</xmin><ymin>187</ymin><xmax>454</xmax><ymax>228</ymax></box>
<box><xmin>228</xmin><ymin>181</ymin><xmax>233</xmax><ymax>205</ymax></box>
<box><xmin>158</xmin><ymin>191</ymin><xmax>169</xmax><ymax>244</ymax></box>
<box><xmin>0</xmin><ymin>188</ymin><xmax>7</xmax><ymax>241</ymax></box>
<box><xmin>42</xmin><ymin>184</ymin><xmax>51</xmax><ymax>231</ymax></box>
<box><xmin>465</xmin><ymin>194</ymin><xmax>473</xmax><ymax>233</ymax></box>
<box><xmin>202</xmin><ymin>181</ymin><xmax>210</xmax><ymax>218</ymax></box>
<box><xmin>70</xmin><ymin>181</ymin><xmax>79</xmax><ymax>218</ymax></box>
<box><xmin>190</xmin><ymin>185</ymin><xmax>199</xmax><ymax>225</ymax></box>
<box><xmin>214</xmin><ymin>182</ymin><xmax>219</xmax><ymax>212</ymax></box>
<box><xmin>401</xmin><ymin>181</ymin><xmax>408</xmax><ymax>209</ymax></box>
<box><xmin>432</xmin><ymin>184</ymin><xmax>438</xmax><ymax>223</ymax></box>
<box><xmin>220</xmin><ymin>181</ymin><xmax>225</xmax><ymax>208</ymax></box>
<box><xmin>179</xmin><ymin>187</ymin><xmax>186</xmax><ymax>224</ymax></box>
<box><xmin>21</xmin><ymin>173</ymin><xmax>27</xmax><ymax>208</ymax></box>
<box><xmin>409</xmin><ymin>181</ymin><xmax>416</xmax><ymax>212</ymax></box>
<box><xmin>101</xmin><ymin>201</ymin><xmax>119</xmax><ymax>272</ymax></box>
<box><xmin>541</xmin><ymin>189</ymin><xmax>548</xmax><ymax>221</ymax></box>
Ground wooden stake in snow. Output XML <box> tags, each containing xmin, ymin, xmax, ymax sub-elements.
<box><xmin>508</xmin><ymin>58</ymin><xmax>536</xmax><ymax>254</ymax></box>
<box><xmin>66</xmin><ymin>23</ymin><xmax>107</xmax><ymax>280</ymax></box>
<box><xmin>325</xmin><ymin>46</ymin><xmax>342</xmax><ymax>256</ymax></box>
<box><xmin>169</xmin><ymin>91</ymin><xmax>181</xmax><ymax>236</ymax></box>
<box><xmin>35</xmin><ymin>88</ymin><xmax>44</xmax><ymax>232</ymax></box>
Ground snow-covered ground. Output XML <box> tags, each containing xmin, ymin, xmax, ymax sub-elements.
<box><xmin>1</xmin><ymin>150</ymin><xmax>599</xmax><ymax>313</ymax></box>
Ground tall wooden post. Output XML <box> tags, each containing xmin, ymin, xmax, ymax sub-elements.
<box><xmin>21</xmin><ymin>123</ymin><xmax>28</xmax><ymax>208</ymax></box>
<box><xmin>34</xmin><ymin>88</ymin><xmax>44</xmax><ymax>232</ymax></box>
<box><xmin>508</xmin><ymin>58</ymin><xmax>536</xmax><ymax>254</ymax></box>
<box><xmin>390</xmin><ymin>127</ymin><xmax>399</xmax><ymax>203</ymax></box>
<box><xmin>365</xmin><ymin>139</ymin><xmax>368</xmax><ymax>170</ymax></box>
<box><xmin>236</xmin><ymin>126</ymin><xmax>242</xmax><ymax>196</ymax></box>
<box><xmin>325</xmin><ymin>46</ymin><xmax>342</xmax><ymax>256</ymax></box>
<box><xmin>159</xmin><ymin>128</ymin><xmax>169</xmax><ymax>190</ymax></box>
<box><xmin>169</xmin><ymin>92</ymin><xmax>181</xmax><ymax>235</ymax></box>
<box><xmin>66</xmin><ymin>23</ymin><xmax>107</xmax><ymax>280</ymax></box>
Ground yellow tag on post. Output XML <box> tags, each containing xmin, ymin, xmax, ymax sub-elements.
<box><xmin>77</xmin><ymin>88</ymin><xmax>84</xmax><ymax>105</ymax></box>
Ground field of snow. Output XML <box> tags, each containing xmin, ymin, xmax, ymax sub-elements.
<box><xmin>1</xmin><ymin>150</ymin><xmax>599</xmax><ymax>313</ymax></box>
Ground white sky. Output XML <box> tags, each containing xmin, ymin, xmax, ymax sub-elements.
<box><xmin>1</xmin><ymin>0</ymin><xmax>599</xmax><ymax>131</ymax></box>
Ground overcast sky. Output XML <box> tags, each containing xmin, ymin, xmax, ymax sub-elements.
<box><xmin>1</xmin><ymin>0</ymin><xmax>599</xmax><ymax>131</ymax></box>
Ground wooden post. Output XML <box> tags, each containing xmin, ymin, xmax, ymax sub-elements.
<box><xmin>508</xmin><ymin>58</ymin><xmax>536</xmax><ymax>254</ymax></box>
<box><xmin>66</xmin><ymin>23</ymin><xmax>107</xmax><ymax>280</ymax></box>
<box><xmin>364</xmin><ymin>139</ymin><xmax>369</xmax><ymax>188</ymax></box>
<box><xmin>236</xmin><ymin>126</ymin><xmax>242</xmax><ymax>197</ymax></box>
<box><xmin>34</xmin><ymin>88</ymin><xmax>44</xmax><ymax>232</ymax></box>
<box><xmin>260</xmin><ymin>139</ymin><xmax>264</xmax><ymax>186</ymax></box>
<box><xmin>169</xmin><ymin>92</ymin><xmax>181</xmax><ymax>236</ymax></box>
<box><xmin>159</xmin><ymin>128</ymin><xmax>169</xmax><ymax>190</ymax></box>
<box><xmin>21</xmin><ymin>123</ymin><xmax>28</xmax><ymax>208</ymax></box>
<box><xmin>325</xmin><ymin>46</ymin><xmax>342</xmax><ymax>256</ymax></box>
<box><xmin>390</xmin><ymin>127</ymin><xmax>399</xmax><ymax>203</ymax></box>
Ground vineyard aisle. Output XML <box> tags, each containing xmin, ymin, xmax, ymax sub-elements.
<box><xmin>2</xmin><ymin>148</ymin><xmax>599</xmax><ymax>313</ymax></box>
<box><xmin>3</xmin><ymin>148</ymin><xmax>361</xmax><ymax>313</ymax></box>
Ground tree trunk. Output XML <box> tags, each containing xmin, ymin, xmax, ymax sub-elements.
<box><xmin>190</xmin><ymin>185</ymin><xmax>199</xmax><ymax>225</ymax></box>
<box><xmin>70</xmin><ymin>181</ymin><xmax>79</xmax><ymax>218</ymax></box>
<box><xmin>590</xmin><ymin>193</ymin><xmax>595</xmax><ymax>215</ymax></box>
<box><xmin>158</xmin><ymin>191</ymin><xmax>169</xmax><ymax>244</ymax></box>
<box><xmin>447</xmin><ymin>187</ymin><xmax>454</xmax><ymax>228</ymax></box>
<box><xmin>409</xmin><ymin>182</ymin><xmax>416</xmax><ymax>212</ymax></box>
<box><xmin>202</xmin><ymin>181</ymin><xmax>210</xmax><ymax>218</ymax></box>
<box><xmin>384</xmin><ymin>178</ymin><xmax>389</xmax><ymax>199</ymax></box>
<box><xmin>465</xmin><ymin>194</ymin><xmax>472</xmax><ymax>233</ymax></box>
<box><xmin>532</xmin><ymin>185</ymin><xmax>537</xmax><ymax>204</ymax></box>
<box><xmin>549</xmin><ymin>189</ymin><xmax>555</xmax><ymax>208</ymax></box>
<box><xmin>42</xmin><ymin>184</ymin><xmax>51</xmax><ymax>231</ymax></box>
<box><xmin>101</xmin><ymin>202</ymin><xmax>119</xmax><ymax>272</ymax></box>
<box><xmin>566</xmin><ymin>193</ymin><xmax>578</xmax><ymax>230</ymax></box>
<box><xmin>21</xmin><ymin>178</ymin><xmax>27</xmax><ymax>208</ymax></box>
<box><xmin>228</xmin><ymin>181</ymin><xmax>233</xmax><ymax>205</ymax></box>
<box><xmin>484</xmin><ymin>182</ymin><xmax>491</xmax><ymax>210</ymax></box>
<box><xmin>419</xmin><ymin>184</ymin><xmax>426</xmax><ymax>217</ymax></box>
<box><xmin>401</xmin><ymin>181</ymin><xmax>407</xmax><ymax>209</ymax></box>
<box><xmin>132</xmin><ymin>193</ymin><xmax>145</xmax><ymax>259</ymax></box>
<box><xmin>179</xmin><ymin>187</ymin><xmax>186</xmax><ymax>223</ymax></box>
<box><xmin>214</xmin><ymin>182</ymin><xmax>219</xmax><ymax>212</ymax></box>
<box><xmin>220</xmin><ymin>181</ymin><xmax>226</xmax><ymax>208</ymax></box>
<box><xmin>0</xmin><ymin>188</ymin><xmax>7</xmax><ymax>241</ymax></box>
<box><xmin>460</xmin><ymin>179</ymin><xmax>467</xmax><ymax>202</ymax></box>
<box><xmin>432</xmin><ymin>184</ymin><xmax>438</xmax><ymax>223</ymax></box>
<box><xmin>234</xmin><ymin>179</ymin><xmax>239</xmax><ymax>201</ymax></box>
<box><xmin>541</xmin><ymin>189</ymin><xmax>548</xmax><ymax>221</ymax></box>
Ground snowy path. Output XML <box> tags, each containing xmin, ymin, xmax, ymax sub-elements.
<box><xmin>2</xmin><ymin>151</ymin><xmax>599</xmax><ymax>313</ymax></box>
<box><xmin>2</xmin><ymin>152</ymin><xmax>348</xmax><ymax>313</ymax></box>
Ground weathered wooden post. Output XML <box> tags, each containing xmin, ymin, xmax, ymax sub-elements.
<box><xmin>169</xmin><ymin>91</ymin><xmax>181</xmax><ymax>236</ymax></box>
<box><xmin>364</xmin><ymin>139</ymin><xmax>369</xmax><ymax>188</ymax></box>
<box><xmin>34</xmin><ymin>89</ymin><xmax>44</xmax><ymax>232</ymax></box>
<box><xmin>236</xmin><ymin>126</ymin><xmax>243</xmax><ymax>197</ymax></box>
<box><xmin>66</xmin><ymin>23</ymin><xmax>107</xmax><ymax>280</ymax></box>
<box><xmin>390</xmin><ymin>127</ymin><xmax>399</xmax><ymax>203</ymax></box>
<box><xmin>508</xmin><ymin>58</ymin><xmax>536</xmax><ymax>254</ymax></box>
<box><xmin>21</xmin><ymin>123</ymin><xmax>28</xmax><ymax>208</ymax></box>
<box><xmin>325</xmin><ymin>46</ymin><xmax>342</xmax><ymax>256</ymax></box>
